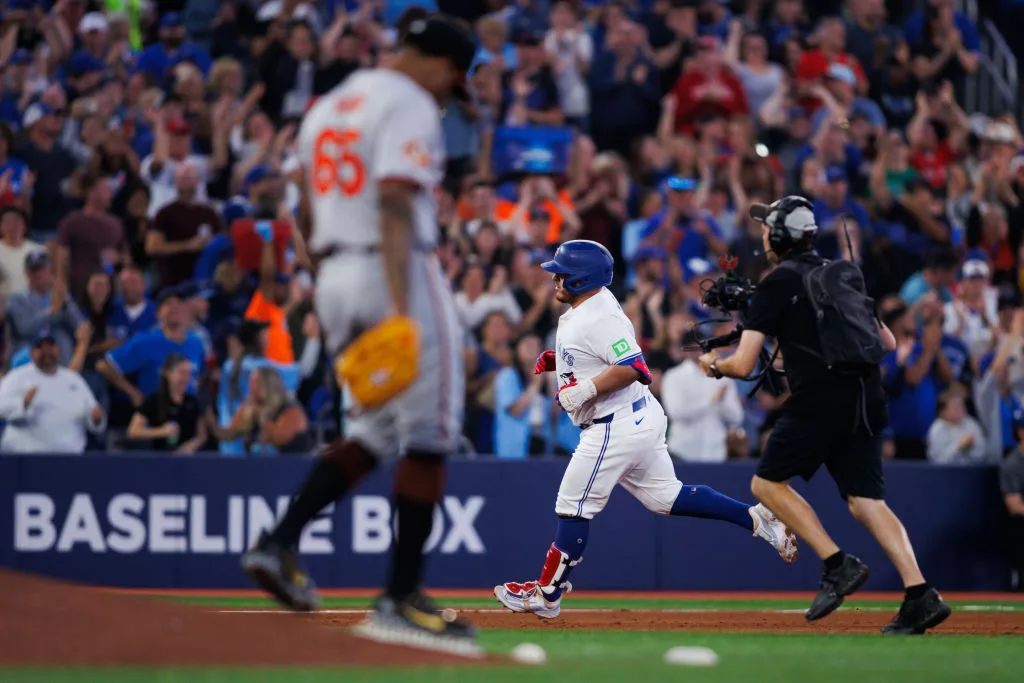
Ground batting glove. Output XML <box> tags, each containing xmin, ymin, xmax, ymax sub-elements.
<box><xmin>534</xmin><ymin>350</ymin><xmax>557</xmax><ymax>375</ymax></box>
<box><xmin>555</xmin><ymin>378</ymin><xmax>597</xmax><ymax>413</ymax></box>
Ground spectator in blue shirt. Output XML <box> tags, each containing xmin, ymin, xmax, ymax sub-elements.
<box><xmin>97</xmin><ymin>287</ymin><xmax>205</xmax><ymax>407</ymax></box>
<box><xmin>793</xmin><ymin>123</ymin><xmax>863</xmax><ymax>195</ymax></box>
<box><xmin>810</xmin><ymin>64</ymin><xmax>886</xmax><ymax>133</ymax></box>
<box><xmin>903</xmin><ymin>0</ymin><xmax>980</xmax><ymax>52</ymax></box>
<box><xmin>899</xmin><ymin>248</ymin><xmax>958</xmax><ymax>306</ymax></box>
<box><xmin>697</xmin><ymin>0</ymin><xmax>732</xmax><ymax>41</ymax></box>
<box><xmin>473</xmin><ymin>15</ymin><xmax>518</xmax><ymax>73</ymax></box>
<box><xmin>494</xmin><ymin>334</ymin><xmax>552</xmax><ymax>459</ymax></box>
<box><xmin>810</xmin><ymin>165</ymin><xmax>870</xmax><ymax>258</ymax></box>
<box><xmin>222</xmin><ymin>165</ymin><xmax>281</xmax><ymax>227</ymax></box>
<box><xmin>134</xmin><ymin>13</ymin><xmax>212</xmax><ymax>84</ymax></box>
<box><xmin>217</xmin><ymin>319</ymin><xmax>299</xmax><ymax>456</ymax></box>
<box><xmin>881</xmin><ymin>302</ymin><xmax>954</xmax><ymax>459</ymax></box>
<box><xmin>640</xmin><ymin>176</ymin><xmax>726</xmax><ymax>266</ymax></box>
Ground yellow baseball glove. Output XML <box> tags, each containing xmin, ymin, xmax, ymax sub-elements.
<box><xmin>335</xmin><ymin>315</ymin><xmax>420</xmax><ymax>410</ymax></box>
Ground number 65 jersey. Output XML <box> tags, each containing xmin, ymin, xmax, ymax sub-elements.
<box><xmin>297</xmin><ymin>69</ymin><xmax>445</xmax><ymax>253</ymax></box>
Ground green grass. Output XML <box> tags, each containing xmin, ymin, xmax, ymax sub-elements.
<box><xmin>6</xmin><ymin>595</ymin><xmax>1024</xmax><ymax>682</ymax></box>
<box><xmin>6</xmin><ymin>632</ymin><xmax>1024</xmax><ymax>683</ymax></box>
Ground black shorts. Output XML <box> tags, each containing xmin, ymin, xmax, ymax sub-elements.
<box><xmin>757</xmin><ymin>414</ymin><xmax>885</xmax><ymax>500</ymax></box>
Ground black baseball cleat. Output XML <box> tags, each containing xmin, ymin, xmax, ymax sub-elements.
<box><xmin>881</xmin><ymin>588</ymin><xmax>952</xmax><ymax>635</ymax></box>
<box><xmin>354</xmin><ymin>592</ymin><xmax>482</xmax><ymax>657</ymax></box>
<box><xmin>240</xmin><ymin>533</ymin><xmax>321</xmax><ymax>612</ymax></box>
<box><xmin>805</xmin><ymin>554</ymin><xmax>871</xmax><ymax>621</ymax></box>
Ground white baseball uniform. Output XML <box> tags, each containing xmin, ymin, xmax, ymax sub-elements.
<box><xmin>553</xmin><ymin>287</ymin><xmax>683</xmax><ymax>519</ymax></box>
<box><xmin>298</xmin><ymin>69</ymin><xmax>464</xmax><ymax>459</ymax></box>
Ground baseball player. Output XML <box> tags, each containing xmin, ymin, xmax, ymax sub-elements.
<box><xmin>240</xmin><ymin>15</ymin><xmax>479</xmax><ymax>655</ymax></box>
<box><xmin>494</xmin><ymin>240</ymin><xmax>797</xmax><ymax>618</ymax></box>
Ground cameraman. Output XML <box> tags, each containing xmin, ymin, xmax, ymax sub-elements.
<box><xmin>697</xmin><ymin>196</ymin><xmax>950</xmax><ymax>634</ymax></box>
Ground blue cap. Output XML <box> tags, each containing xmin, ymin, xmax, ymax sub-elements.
<box><xmin>160</xmin><ymin>12</ymin><xmax>183</xmax><ymax>29</ymax></box>
<box><xmin>158</xmin><ymin>286</ymin><xmax>186</xmax><ymax>304</ymax></box>
<box><xmin>243</xmin><ymin>164</ymin><xmax>279</xmax><ymax>190</ymax></box>
<box><xmin>177</xmin><ymin>281</ymin><xmax>215</xmax><ymax>300</ymax></box>
<box><xmin>666</xmin><ymin>176</ymin><xmax>699</xmax><ymax>192</ymax></box>
<box><xmin>9</xmin><ymin>48</ymin><xmax>32</xmax><ymax>66</ymax></box>
<box><xmin>24</xmin><ymin>250</ymin><xmax>49</xmax><ymax>270</ymax></box>
<box><xmin>69</xmin><ymin>51</ymin><xmax>107</xmax><ymax>77</ymax></box>
<box><xmin>825</xmin><ymin>165</ymin><xmax>848</xmax><ymax>183</ymax></box>
<box><xmin>33</xmin><ymin>328</ymin><xmax>57</xmax><ymax>347</ymax></box>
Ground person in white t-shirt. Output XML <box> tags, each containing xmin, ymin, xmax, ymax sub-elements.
<box><xmin>943</xmin><ymin>258</ymin><xmax>998</xmax><ymax>358</ymax></box>
<box><xmin>0</xmin><ymin>329</ymin><xmax>105</xmax><ymax>453</ymax></box>
<box><xmin>140</xmin><ymin>114</ymin><xmax>225</xmax><ymax>218</ymax></box>
<box><xmin>494</xmin><ymin>240</ymin><xmax>796</xmax><ymax>620</ymax></box>
<box><xmin>0</xmin><ymin>206</ymin><xmax>44</xmax><ymax>297</ymax></box>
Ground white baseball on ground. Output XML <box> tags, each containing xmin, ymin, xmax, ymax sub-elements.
<box><xmin>663</xmin><ymin>646</ymin><xmax>720</xmax><ymax>667</ymax></box>
<box><xmin>510</xmin><ymin>642</ymin><xmax>548</xmax><ymax>665</ymax></box>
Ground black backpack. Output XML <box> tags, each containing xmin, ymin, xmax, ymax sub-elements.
<box><xmin>778</xmin><ymin>257</ymin><xmax>885</xmax><ymax>374</ymax></box>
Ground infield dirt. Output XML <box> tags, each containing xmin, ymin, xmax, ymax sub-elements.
<box><xmin>0</xmin><ymin>570</ymin><xmax>482</xmax><ymax>667</ymax></box>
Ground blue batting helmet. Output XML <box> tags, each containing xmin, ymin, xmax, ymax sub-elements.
<box><xmin>541</xmin><ymin>240</ymin><xmax>614</xmax><ymax>295</ymax></box>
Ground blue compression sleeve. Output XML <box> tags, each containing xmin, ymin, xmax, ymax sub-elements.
<box><xmin>670</xmin><ymin>485</ymin><xmax>754</xmax><ymax>530</ymax></box>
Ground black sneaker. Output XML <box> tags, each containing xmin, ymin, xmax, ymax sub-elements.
<box><xmin>881</xmin><ymin>588</ymin><xmax>952</xmax><ymax>635</ymax></box>
<box><xmin>355</xmin><ymin>593</ymin><xmax>481</xmax><ymax>657</ymax></box>
<box><xmin>240</xmin><ymin>533</ymin><xmax>321</xmax><ymax>612</ymax></box>
<box><xmin>805</xmin><ymin>554</ymin><xmax>871</xmax><ymax>621</ymax></box>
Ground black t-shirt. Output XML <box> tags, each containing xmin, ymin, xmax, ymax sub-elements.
<box><xmin>138</xmin><ymin>393</ymin><xmax>202</xmax><ymax>451</ymax></box>
<box><xmin>743</xmin><ymin>252</ymin><xmax>887</xmax><ymax>426</ymax></box>
<box><xmin>15</xmin><ymin>140</ymin><xmax>76</xmax><ymax>237</ymax></box>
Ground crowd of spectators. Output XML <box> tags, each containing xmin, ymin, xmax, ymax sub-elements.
<box><xmin>0</xmin><ymin>0</ymin><xmax>1022</xmax><ymax>503</ymax></box>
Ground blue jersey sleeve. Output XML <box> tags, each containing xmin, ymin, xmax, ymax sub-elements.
<box><xmin>106</xmin><ymin>333</ymin><xmax>148</xmax><ymax>376</ymax></box>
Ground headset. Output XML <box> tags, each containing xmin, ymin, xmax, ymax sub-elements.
<box><xmin>750</xmin><ymin>195</ymin><xmax>819</xmax><ymax>255</ymax></box>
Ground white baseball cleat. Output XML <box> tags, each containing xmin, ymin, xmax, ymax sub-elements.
<box><xmin>750</xmin><ymin>503</ymin><xmax>799</xmax><ymax>564</ymax></box>
<box><xmin>493</xmin><ymin>581</ymin><xmax>571</xmax><ymax>620</ymax></box>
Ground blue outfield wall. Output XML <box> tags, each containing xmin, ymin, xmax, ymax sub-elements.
<box><xmin>0</xmin><ymin>456</ymin><xmax>1012</xmax><ymax>591</ymax></box>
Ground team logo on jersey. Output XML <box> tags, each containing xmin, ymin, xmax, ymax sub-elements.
<box><xmin>611</xmin><ymin>338</ymin><xmax>631</xmax><ymax>358</ymax></box>
<box><xmin>560</xmin><ymin>371</ymin><xmax>576</xmax><ymax>385</ymax></box>
<box><xmin>403</xmin><ymin>140</ymin><xmax>431</xmax><ymax>168</ymax></box>
<box><xmin>335</xmin><ymin>95</ymin><xmax>365</xmax><ymax>113</ymax></box>
<box><xmin>559</xmin><ymin>345</ymin><xmax>574</xmax><ymax>366</ymax></box>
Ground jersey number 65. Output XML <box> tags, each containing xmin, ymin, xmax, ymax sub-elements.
<box><xmin>312</xmin><ymin>128</ymin><xmax>366</xmax><ymax>198</ymax></box>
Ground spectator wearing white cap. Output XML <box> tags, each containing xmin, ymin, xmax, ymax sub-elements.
<box><xmin>77</xmin><ymin>11</ymin><xmax>110</xmax><ymax>60</ymax></box>
<box><xmin>944</xmin><ymin>258</ymin><xmax>998</xmax><ymax>358</ymax></box>
<box><xmin>14</xmin><ymin>102</ymin><xmax>75</xmax><ymax>239</ymax></box>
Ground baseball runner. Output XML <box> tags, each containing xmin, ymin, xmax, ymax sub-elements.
<box><xmin>494</xmin><ymin>240</ymin><xmax>797</xmax><ymax>619</ymax></box>
<box><xmin>240</xmin><ymin>15</ymin><xmax>479</xmax><ymax>655</ymax></box>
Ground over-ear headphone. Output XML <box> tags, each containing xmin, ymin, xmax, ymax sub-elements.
<box><xmin>752</xmin><ymin>196</ymin><xmax>818</xmax><ymax>254</ymax></box>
